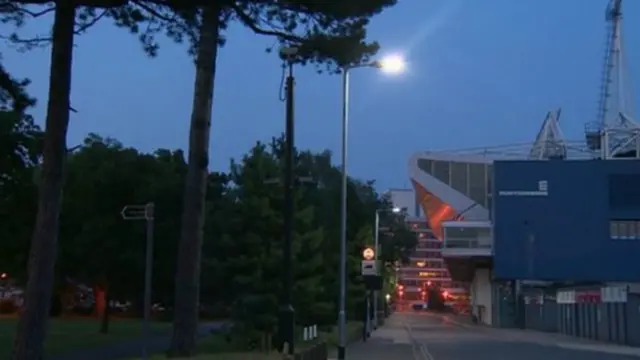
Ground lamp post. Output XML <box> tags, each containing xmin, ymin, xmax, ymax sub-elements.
<box><xmin>373</xmin><ymin>207</ymin><xmax>401</xmax><ymax>329</ymax></box>
<box><xmin>337</xmin><ymin>55</ymin><xmax>405</xmax><ymax>360</ymax></box>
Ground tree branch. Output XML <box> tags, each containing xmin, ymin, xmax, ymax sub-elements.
<box><xmin>11</xmin><ymin>0</ymin><xmax>128</xmax><ymax>8</ymax></box>
<box><xmin>1</xmin><ymin>9</ymin><xmax>108</xmax><ymax>48</ymax></box>
<box><xmin>230</xmin><ymin>3</ymin><xmax>304</xmax><ymax>43</ymax></box>
<box><xmin>4</xmin><ymin>4</ymin><xmax>56</xmax><ymax>18</ymax></box>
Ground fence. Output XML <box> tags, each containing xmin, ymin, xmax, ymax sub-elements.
<box><xmin>522</xmin><ymin>285</ymin><xmax>640</xmax><ymax>346</ymax></box>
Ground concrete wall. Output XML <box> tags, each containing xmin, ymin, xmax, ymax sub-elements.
<box><xmin>492</xmin><ymin>159</ymin><xmax>640</xmax><ymax>282</ymax></box>
<box><xmin>471</xmin><ymin>268</ymin><xmax>493</xmax><ymax>325</ymax></box>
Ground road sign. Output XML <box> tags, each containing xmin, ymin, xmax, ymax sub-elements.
<box><xmin>362</xmin><ymin>247</ymin><xmax>375</xmax><ymax>260</ymax></box>
<box><xmin>361</xmin><ymin>260</ymin><xmax>377</xmax><ymax>275</ymax></box>
<box><xmin>121</xmin><ymin>204</ymin><xmax>154</xmax><ymax>220</ymax></box>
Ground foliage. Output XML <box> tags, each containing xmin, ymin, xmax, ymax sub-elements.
<box><xmin>1</xmin><ymin>0</ymin><xmax>399</xmax><ymax>356</ymax></box>
<box><xmin>2</xmin><ymin>131</ymin><xmax>416</xmax><ymax>344</ymax></box>
<box><xmin>0</xmin><ymin>110</ymin><xmax>40</xmax><ymax>281</ymax></box>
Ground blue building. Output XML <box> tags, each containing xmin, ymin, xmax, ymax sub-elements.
<box><xmin>493</xmin><ymin>159</ymin><xmax>640</xmax><ymax>283</ymax></box>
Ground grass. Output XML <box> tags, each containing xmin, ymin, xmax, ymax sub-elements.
<box><xmin>0</xmin><ymin>316</ymin><xmax>171</xmax><ymax>359</ymax></box>
<box><xmin>119</xmin><ymin>321</ymin><xmax>364</xmax><ymax>360</ymax></box>
<box><xmin>0</xmin><ymin>317</ymin><xmax>365</xmax><ymax>360</ymax></box>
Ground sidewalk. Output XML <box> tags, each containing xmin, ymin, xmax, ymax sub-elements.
<box><xmin>436</xmin><ymin>312</ymin><xmax>640</xmax><ymax>357</ymax></box>
<box><xmin>328</xmin><ymin>340</ymin><xmax>415</xmax><ymax>360</ymax></box>
<box><xmin>328</xmin><ymin>314</ymin><xmax>417</xmax><ymax>360</ymax></box>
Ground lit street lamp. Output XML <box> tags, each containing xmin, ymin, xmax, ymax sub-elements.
<box><xmin>337</xmin><ymin>55</ymin><xmax>406</xmax><ymax>360</ymax></box>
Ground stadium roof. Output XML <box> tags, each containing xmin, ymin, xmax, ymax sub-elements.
<box><xmin>407</xmin><ymin>109</ymin><xmax>591</xmax><ymax>239</ymax></box>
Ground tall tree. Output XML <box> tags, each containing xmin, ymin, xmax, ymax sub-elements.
<box><xmin>0</xmin><ymin>22</ymin><xmax>40</xmax><ymax>282</ymax></box>
<box><xmin>223</xmin><ymin>142</ymin><xmax>283</xmax><ymax>348</ymax></box>
<box><xmin>169</xmin><ymin>0</ymin><xmax>396</xmax><ymax>356</ymax></box>
<box><xmin>3</xmin><ymin>2</ymin><xmax>191</xmax><ymax>358</ymax></box>
<box><xmin>58</xmin><ymin>135</ymin><xmax>189</xmax><ymax>330</ymax></box>
<box><xmin>0</xmin><ymin>110</ymin><xmax>40</xmax><ymax>283</ymax></box>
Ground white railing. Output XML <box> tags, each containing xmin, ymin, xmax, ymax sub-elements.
<box><xmin>444</xmin><ymin>237</ymin><xmax>492</xmax><ymax>249</ymax></box>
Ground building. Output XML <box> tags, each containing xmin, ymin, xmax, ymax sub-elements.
<box><xmin>403</xmin><ymin>0</ymin><xmax>640</xmax><ymax>330</ymax></box>
<box><xmin>385</xmin><ymin>189</ymin><xmax>468</xmax><ymax>306</ymax></box>
<box><xmin>406</xmin><ymin>109</ymin><xmax>588</xmax><ymax>323</ymax></box>
<box><xmin>493</xmin><ymin>159</ymin><xmax>640</xmax><ymax>282</ymax></box>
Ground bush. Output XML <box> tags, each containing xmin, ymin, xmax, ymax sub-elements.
<box><xmin>50</xmin><ymin>295</ymin><xmax>62</xmax><ymax>317</ymax></box>
<box><xmin>0</xmin><ymin>299</ymin><xmax>18</xmax><ymax>314</ymax></box>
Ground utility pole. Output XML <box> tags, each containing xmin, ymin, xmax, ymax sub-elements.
<box><xmin>279</xmin><ymin>46</ymin><xmax>297</xmax><ymax>356</ymax></box>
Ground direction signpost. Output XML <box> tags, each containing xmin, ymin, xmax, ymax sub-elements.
<box><xmin>121</xmin><ymin>203</ymin><xmax>154</xmax><ymax>360</ymax></box>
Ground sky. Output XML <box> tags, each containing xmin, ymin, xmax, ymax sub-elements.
<box><xmin>2</xmin><ymin>0</ymin><xmax>640</xmax><ymax>191</ymax></box>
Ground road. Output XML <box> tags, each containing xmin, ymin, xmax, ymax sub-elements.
<box><xmin>338</xmin><ymin>312</ymin><xmax>640</xmax><ymax>360</ymax></box>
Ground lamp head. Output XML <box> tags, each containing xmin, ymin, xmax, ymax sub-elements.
<box><xmin>374</xmin><ymin>54</ymin><xmax>406</xmax><ymax>74</ymax></box>
<box><xmin>279</xmin><ymin>46</ymin><xmax>299</xmax><ymax>61</ymax></box>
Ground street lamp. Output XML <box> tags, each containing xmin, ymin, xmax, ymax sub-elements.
<box><xmin>372</xmin><ymin>207</ymin><xmax>400</xmax><ymax>330</ymax></box>
<box><xmin>337</xmin><ymin>55</ymin><xmax>405</xmax><ymax>360</ymax></box>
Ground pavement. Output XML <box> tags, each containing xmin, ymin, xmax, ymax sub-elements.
<box><xmin>331</xmin><ymin>311</ymin><xmax>640</xmax><ymax>360</ymax></box>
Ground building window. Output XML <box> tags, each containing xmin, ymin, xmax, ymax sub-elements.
<box><xmin>610</xmin><ymin>220</ymin><xmax>640</xmax><ymax>240</ymax></box>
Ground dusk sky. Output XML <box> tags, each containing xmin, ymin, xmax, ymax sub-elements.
<box><xmin>3</xmin><ymin>0</ymin><xmax>639</xmax><ymax>191</ymax></box>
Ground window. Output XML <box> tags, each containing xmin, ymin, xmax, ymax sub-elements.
<box><xmin>417</xmin><ymin>270</ymin><xmax>448</xmax><ymax>278</ymax></box>
<box><xmin>418</xmin><ymin>271</ymin><xmax>437</xmax><ymax>278</ymax></box>
<box><xmin>610</xmin><ymin>220</ymin><xmax>640</xmax><ymax>240</ymax></box>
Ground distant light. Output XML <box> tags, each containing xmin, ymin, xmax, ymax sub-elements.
<box><xmin>0</xmin><ymin>273</ymin><xmax>6</xmax><ymax>279</ymax></box>
<box><xmin>377</xmin><ymin>54</ymin><xmax>406</xmax><ymax>74</ymax></box>
<box><xmin>385</xmin><ymin>294</ymin><xmax>391</xmax><ymax>302</ymax></box>
<box><xmin>392</xmin><ymin>207</ymin><xmax>401</xmax><ymax>213</ymax></box>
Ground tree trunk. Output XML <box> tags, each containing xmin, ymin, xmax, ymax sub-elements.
<box><xmin>94</xmin><ymin>285</ymin><xmax>106</xmax><ymax>319</ymax></box>
<box><xmin>10</xmin><ymin>3</ymin><xmax>76</xmax><ymax>360</ymax></box>
<box><xmin>99</xmin><ymin>286</ymin><xmax>110</xmax><ymax>334</ymax></box>
<box><xmin>168</xmin><ymin>5</ymin><xmax>221</xmax><ymax>357</ymax></box>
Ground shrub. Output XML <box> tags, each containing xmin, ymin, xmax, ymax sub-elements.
<box><xmin>0</xmin><ymin>299</ymin><xmax>18</xmax><ymax>314</ymax></box>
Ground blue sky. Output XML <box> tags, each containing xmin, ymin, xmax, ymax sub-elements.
<box><xmin>3</xmin><ymin>0</ymin><xmax>639</xmax><ymax>190</ymax></box>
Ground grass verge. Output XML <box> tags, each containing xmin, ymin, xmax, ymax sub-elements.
<box><xmin>119</xmin><ymin>322</ymin><xmax>363</xmax><ymax>359</ymax></box>
<box><xmin>0</xmin><ymin>317</ymin><xmax>171</xmax><ymax>359</ymax></box>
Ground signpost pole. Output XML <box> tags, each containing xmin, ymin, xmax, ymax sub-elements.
<box><xmin>142</xmin><ymin>203</ymin><xmax>154</xmax><ymax>360</ymax></box>
<box><xmin>120</xmin><ymin>203</ymin><xmax>155</xmax><ymax>360</ymax></box>
<box><xmin>365</xmin><ymin>292</ymin><xmax>371</xmax><ymax>339</ymax></box>
<box><xmin>373</xmin><ymin>212</ymin><xmax>379</xmax><ymax>330</ymax></box>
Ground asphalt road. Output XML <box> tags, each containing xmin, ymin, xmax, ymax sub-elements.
<box><xmin>403</xmin><ymin>312</ymin><xmax>639</xmax><ymax>360</ymax></box>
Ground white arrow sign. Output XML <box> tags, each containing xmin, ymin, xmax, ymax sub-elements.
<box><xmin>121</xmin><ymin>204</ymin><xmax>154</xmax><ymax>220</ymax></box>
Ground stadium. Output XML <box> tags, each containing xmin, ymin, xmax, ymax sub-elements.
<box><xmin>396</xmin><ymin>0</ymin><xmax>640</xmax><ymax>340</ymax></box>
